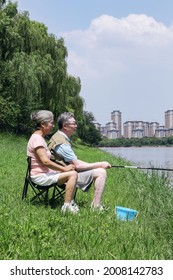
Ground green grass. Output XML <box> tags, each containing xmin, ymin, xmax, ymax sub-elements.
<box><xmin>1</xmin><ymin>133</ymin><xmax>173</xmax><ymax>260</ymax></box>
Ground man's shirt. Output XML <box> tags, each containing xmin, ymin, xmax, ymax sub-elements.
<box><xmin>54</xmin><ymin>131</ymin><xmax>77</xmax><ymax>162</ymax></box>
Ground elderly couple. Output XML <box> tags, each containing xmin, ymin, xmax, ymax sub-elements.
<box><xmin>27</xmin><ymin>110</ymin><xmax>111</xmax><ymax>213</ymax></box>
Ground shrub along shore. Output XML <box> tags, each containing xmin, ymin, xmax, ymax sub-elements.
<box><xmin>1</xmin><ymin>133</ymin><xmax>173</xmax><ymax>260</ymax></box>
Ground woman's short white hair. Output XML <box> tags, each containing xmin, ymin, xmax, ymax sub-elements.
<box><xmin>31</xmin><ymin>110</ymin><xmax>53</xmax><ymax>128</ymax></box>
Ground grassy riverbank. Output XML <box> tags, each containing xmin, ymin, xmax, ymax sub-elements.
<box><xmin>1</xmin><ymin>133</ymin><xmax>173</xmax><ymax>260</ymax></box>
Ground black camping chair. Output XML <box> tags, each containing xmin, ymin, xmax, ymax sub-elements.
<box><xmin>22</xmin><ymin>157</ymin><xmax>66</xmax><ymax>208</ymax></box>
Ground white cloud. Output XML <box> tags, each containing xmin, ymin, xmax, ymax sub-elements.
<box><xmin>61</xmin><ymin>14</ymin><xmax>173</xmax><ymax>126</ymax></box>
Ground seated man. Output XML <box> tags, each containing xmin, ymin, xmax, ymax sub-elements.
<box><xmin>48</xmin><ymin>112</ymin><xmax>111</xmax><ymax>210</ymax></box>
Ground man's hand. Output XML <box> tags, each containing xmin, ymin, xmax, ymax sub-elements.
<box><xmin>100</xmin><ymin>161</ymin><xmax>112</xmax><ymax>169</ymax></box>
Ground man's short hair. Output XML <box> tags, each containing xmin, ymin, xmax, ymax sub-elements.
<box><xmin>57</xmin><ymin>112</ymin><xmax>74</xmax><ymax>129</ymax></box>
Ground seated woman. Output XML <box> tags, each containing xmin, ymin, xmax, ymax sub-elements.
<box><xmin>27</xmin><ymin>110</ymin><xmax>79</xmax><ymax>213</ymax></box>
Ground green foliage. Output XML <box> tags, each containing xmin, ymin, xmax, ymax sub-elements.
<box><xmin>0</xmin><ymin>96</ymin><xmax>20</xmax><ymax>131</ymax></box>
<box><xmin>1</xmin><ymin>133</ymin><xmax>173</xmax><ymax>260</ymax></box>
<box><xmin>167</xmin><ymin>136</ymin><xmax>173</xmax><ymax>145</ymax></box>
<box><xmin>0</xmin><ymin>1</ymin><xmax>85</xmax><ymax>136</ymax></box>
<box><xmin>99</xmin><ymin>137</ymin><xmax>173</xmax><ymax>147</ymax></box>
<box><xmin>0</xmin><ymin>0</ymin><xmax>6</xmax><ymax>9</ymax></box>
<box><xmin>77</xmin><ymin>111</ymin><xmax>102</xmax><ymax>145</ymax></box>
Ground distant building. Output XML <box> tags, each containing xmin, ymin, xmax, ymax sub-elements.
<box><xmin>123</xmin><ymin>121</ymin><xmax>134</xmax><ymax>138</ymax></box>
<box><xmin>148</xmin><ymin>121</ymin><xmax>159</xmax><ymax>137</ymax></box>
<box><xmin>132</xmin><ymin>128</ymin><xmax>144</xmax><ymax>138</ymax></box>
<box><xmin>143</xmin><ymin>122</ymin><xmax>150</xmax><ymax>137</ymax></box>
<box><xmin>95</xmin><ymin>109</ymin><xmax>173</xmax><ymax>139</ymax></box>
<box><xmin>165</xmin><ymin>110</ymin><xmax>173</xmax><ymax>131</ymax></box>
<box><xmin>123</xmin><ymin>121</ymin><xmax>150</xmax><ymax>138</ymax></box>
<box><xmin>93</xmin><ymin>122</ymin><xmax>102</xmax><ymax>131</ymax></box>
<box><xmin>166</xmin><ymin>128</ymin><xmax>173</xmax><ymax>137</ymax></box>
<box><xmin>100</xmin><ymin>126</ymin><xmax>107</xmax><ymax>137</ymax></box>
<box><xmin>123</xmin><ymin>121</ymin><xmax>162</xmax><ymax>138</ymax></box>
<box><xmin>105</xmin><ymin>121</ymin><xmax>119</xmax><ymax>139</ymax></box>
<box><xmin>155</xmin><ymin>126</ymin><xmax>166</xmax><ymax>138</ymax></box>
<box><xmin>111</xmin><ymin>110</ymin><xmax>122</xmax><ymax>137</ymax></box>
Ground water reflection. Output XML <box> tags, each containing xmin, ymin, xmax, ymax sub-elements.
<box><xmin>100</xmin><ymin>146</ymin><xmax>173</xmax><ymax>184</ymax></box>
<box><xmin>100</xmin><ymin>147</ymin><xmax>173</xmax><ymax>169</ymax></box>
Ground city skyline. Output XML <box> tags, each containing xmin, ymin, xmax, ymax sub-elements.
<box><xmin>95</xmin><ymin>109</ymin><xmax>173</xmax><ymax>139</ymax></box>
<box><xmin>100</xmin><ymin>109</ymin><xmax>171</xmax><ymax>127</ymax></box>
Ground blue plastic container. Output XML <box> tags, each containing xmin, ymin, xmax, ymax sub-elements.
<box><xmin>115</xmin><ymin>206</ymin><xmax>138</xmax><ymax>221</ymax></box>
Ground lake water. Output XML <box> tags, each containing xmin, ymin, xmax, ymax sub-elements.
<box><xmin>100</xmin><ymin>146</ymin><xmax>173</xmax><ymax>169</ymax></box>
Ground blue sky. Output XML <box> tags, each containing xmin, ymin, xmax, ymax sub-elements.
<box><xmin>14</xmin><ymin>0</ymin><xmax>173</xmax><ymax>127</ymax></box>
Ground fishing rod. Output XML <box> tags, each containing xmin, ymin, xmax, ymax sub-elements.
<box><xmin>111</xmin><ymin>165</ymin><xmax>173</xmax><ymax>172</ymax></box>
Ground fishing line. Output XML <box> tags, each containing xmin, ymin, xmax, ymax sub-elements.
<box><xmin>111</xmin><ymin>165</ymin><xmax>173</xmax><ymax>172</ymax></box>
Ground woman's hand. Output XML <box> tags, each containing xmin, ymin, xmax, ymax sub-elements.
<box><xmin>63</xmin><ymin>164</ymin><xmax>76</xmax><ymax>172</ymax></box>
<box><xmin>36</xmin><ymin>147</ymin><xmax>75</xmax><ymax>172</ymax></box>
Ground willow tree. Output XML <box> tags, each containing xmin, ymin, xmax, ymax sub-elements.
<box><xmin>64</xmin><ymin>75</ymin><xmax>84</xmax><ymax>117</ymax></box>
<box><xmin>0</xmin><ymin>1</ymin><xmax>84</xmax><ymax>135</ymax></box>
<box><xmin>45</xmin><ymin>37</ymin><xmax>68</xmax><ymax>117</ymax></box>
<box><xmin>0</xmin><ymin>1</ymin><xmax>22</xmax><ymax>131</ymax></box>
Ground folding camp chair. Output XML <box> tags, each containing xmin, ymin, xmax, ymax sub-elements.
<box><xmin>22</xmin><ymin>157</ymin><xmax>66</xmax><ymax>208</ymax></box>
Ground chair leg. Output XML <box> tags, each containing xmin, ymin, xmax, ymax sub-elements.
<box><xmin>22</xmin><ymin>178</ymin><xmax>67</xmax><ymax>208</ymax></box>
<box><xmin>22</xmin><ymin>179</ymin><xmax>29</xmax><ymax>200</ymax></box>
<box><xmin>49</xmin><ymin>185</ymin><xmax>66</xmax><ymax>208</ymax></box>
<box><xmin>30</xmin><ymin>187</ymin><xmax>48</xmax><ymax>203</ymax></box>
<box><xmin>44</xmin><ymin>189</ymin><xmax>49</xmax><ymax>205</ymax></box>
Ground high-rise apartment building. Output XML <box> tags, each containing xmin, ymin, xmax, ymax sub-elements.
<box><xmin>165</xmin><ymin>110</ymin><xmax>173</xmax><ymax>129</ymax></box>
<box><xmin>148</xmin><ymin>122</ymin><xmax>159</xmax><ymax>137</ymax></box>
<box><xmin>123</xmin><ymin>121</ymin><xmax>134</xmax><ymax>138</ymax></box>
<box><xmin>105</xmin><ymin>121</ymin><xmax>119</xmax><ymax>139</ymax></box>
<box><xmin>123</xmin><ymin>121</ymin><xmax>161</xmax><ymax>138</ymax></box>
<box><xmin>111</xmin><ymin>110</ymin><xmax>122</xmax><ymax>137</ymax></box>
<box><xmin>155</xmin><ymin>126</ymin><xmax>166</xmax><ymax>138</ymax></box>
<box><xmin>93</xmin><ymin>122</ymin><xmax>102</xmax><ymax>131</ymax></box>
<box><xmin>165</xmin><ymin>110</ymin><xmax>173</xmax><ymax>137</ymax></box>
<box><xmin>123</xmin><ymin>121</ymin><xmax>150</xmax><ymax>138</ymax></box>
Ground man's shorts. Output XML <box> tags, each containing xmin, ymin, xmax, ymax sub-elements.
<box><xmin>77</xmin><ymin>170</ymin><xmax>94</xmax><ymax>192</ymax></box>
<box><xmin>31</xmin><ymin>172</ymin><xmax>60</xmax><ymax>186</ymax></box>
